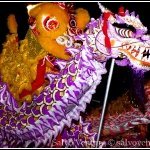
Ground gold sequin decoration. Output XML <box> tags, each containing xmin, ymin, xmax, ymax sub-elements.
<box><xmin>0</xmin><ymin>30</ymin><xmax>47</xmax><ymax>103</ymax></box>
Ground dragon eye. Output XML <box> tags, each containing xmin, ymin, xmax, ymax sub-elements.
<box><xmin>113</xmin><ymin>23</ymin><xmax>136</xmax><ymax>32</ymax></box>
<box><xmin>115</xmin><ymin>27</ymin><xmax>133</xmax><ymax>38</ymax></box>
<box><xmin>43</xmin><ymin>16</ymin><xmax>59</xmax><ymax>31</ymax></box>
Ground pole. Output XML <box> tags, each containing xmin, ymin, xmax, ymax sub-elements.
<box><xmin>95</xmin><ymin>58</ymin><xmax>115</xmax><ymax>148</ymax></box>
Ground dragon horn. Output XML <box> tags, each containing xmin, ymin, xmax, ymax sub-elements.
<box><xmin>98</xmin><ymin>2</ymin><xmax>107</xmax><ymax>13</ymax></box>
<box><xmin>98</xmin><ymin>2</ymin><xmax>116</xmax><ymax>23</ymax></box>
<box><xmin>98</xmin><ymin>2</ymin><xmax>113</xmax><ymax>14</ymax></box>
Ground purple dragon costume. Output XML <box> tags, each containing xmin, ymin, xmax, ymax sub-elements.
<box><xmin>0</xmin><ymin>2</ymin><xmax>149</xmax><ymax>148</ymax></box>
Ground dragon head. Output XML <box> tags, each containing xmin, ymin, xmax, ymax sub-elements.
<box><xmin>94</xmin><ymin>3</ymin><xmax>150</xmax><ymax>70</ymax></box>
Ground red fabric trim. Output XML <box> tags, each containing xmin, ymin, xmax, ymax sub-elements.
<box><xmin>19</xmin><ymin>58</ymin><xmax>46</xmax><ymax>99</ymax></box>
<box><xmin>102</xmin><ymin>12</ymin><xmax>112</xmax><ymax>54</ymax></box>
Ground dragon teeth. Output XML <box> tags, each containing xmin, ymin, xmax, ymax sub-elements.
<box><xmin>128</xmin><ymin>45</ymin><xmax>134</xmax><ymax>53</ymax></box>
<box><xmin>136</xmin><ymin>52</ymin><xmax>142</xmax><ymax>60</ymax></box>
<box><xmin>140</xmin><ymin>46</ymin><xmax>146</xmax><ymax>53</ymax></box>
<box><xmin>122</xmin><ymin>44</ymin><xmax>127</xmax><ymax>50</ymax></box>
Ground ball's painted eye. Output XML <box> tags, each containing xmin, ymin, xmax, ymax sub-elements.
<box><xmin>69</xmin><ymin>19</ymin><xmax>76</xmax><ymax>28</ymax></box>
<box><xmin>43</xmin><ymin>16</ymin><xmax>59</xmax><ymax>31</ymax></box>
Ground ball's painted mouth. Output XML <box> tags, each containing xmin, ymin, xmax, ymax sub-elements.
<box><xmin>119</xmin><ymin>43</ymin><xmax>150</xmax><ymax>70</ymax></box>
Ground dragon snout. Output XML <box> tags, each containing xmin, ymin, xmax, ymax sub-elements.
<box><xmin>120</xmin><ymin>43</ymin><xmax>150</xmax><ymax>70</ymax></box>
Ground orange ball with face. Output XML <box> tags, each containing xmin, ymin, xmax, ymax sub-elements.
<box><xmin>27</xmin><ymin>3</ymin><xmax>71</xmax><ymax>60</ymax></box>
<box><xmin>27</xmin><ymin>3</ymin><xmax>90</xmax><ymax>60</ymax></box>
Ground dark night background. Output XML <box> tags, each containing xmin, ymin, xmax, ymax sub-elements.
<box><xmin>0</xmin><ymin>2</ymin><xmax>149</xmax><ymax>107</ymax></box>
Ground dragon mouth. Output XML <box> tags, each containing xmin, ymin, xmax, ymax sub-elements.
<box><xmin>119</xmin><ymin>43</ymin><xmax>150</xmax><ymax>70</ymax></box>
